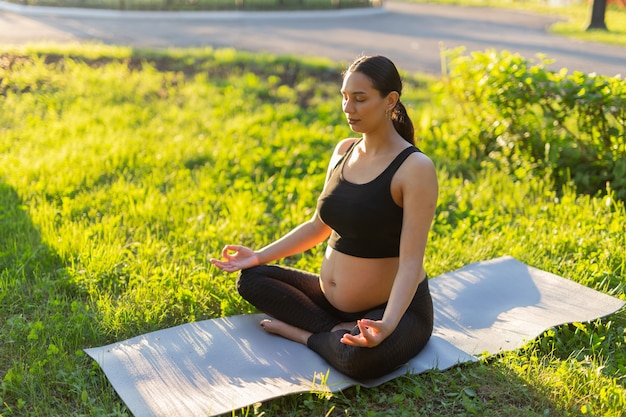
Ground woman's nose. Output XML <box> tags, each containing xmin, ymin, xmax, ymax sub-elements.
<box><xmin>342</xmin><ymin>99</ymin><xmax>353</xmax><ymax>113</ymax></box>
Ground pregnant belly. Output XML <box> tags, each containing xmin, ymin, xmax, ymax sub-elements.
<box><xmin>320</xmin><ymin>246</ymin><xmax>398</xmax><ymax>312</ymax></box>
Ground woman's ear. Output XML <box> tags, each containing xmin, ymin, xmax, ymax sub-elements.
<box><xmin>386</xmin><ymin>91</ymin><xmax>400</xmax><ymax>111</ymax></box>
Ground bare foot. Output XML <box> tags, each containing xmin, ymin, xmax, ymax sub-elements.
<box><xmin>260</xmin><ymin>319</ymin><xmax>312</xmax><ymax>345</ymax></box>
<box><xmin>331</xmin><ymin>321</ymin><xmax>357</xmax><ymax>333</ymax></box>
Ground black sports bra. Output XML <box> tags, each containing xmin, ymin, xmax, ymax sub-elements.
<box><xmin>317</xmin><ymin>141</ymin><xmax>421</xmax><ymax>258</ymax></box>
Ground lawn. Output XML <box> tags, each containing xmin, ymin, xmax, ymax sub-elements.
<box><xmin>0</xmin><ymin>44</ymin><xmax>624</xmax><ymax>416</ymax></box>
<box><xmin>404</xmin><ymin>0</ymin><xmax>626</xmax><ymax>47</ymax></box>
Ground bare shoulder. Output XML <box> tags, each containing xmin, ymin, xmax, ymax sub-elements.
<box><xmin>333</xmin><ymin>138</ymin><xmax>358</xmax><ymax>158</ymax></box>
<box><xmin>398</xmin><ymin>150</ymin><xmax>438</xmax><ymax>187</ymax></box>
<box><xmin>324</xmin><ymin>138</ymin><xmax>359</xmax><ymax>182</ymax></box>
<box><xmin>405</xmin><ymin>150</ymin><xmax>436</xmax><ymax>173</ymax></box>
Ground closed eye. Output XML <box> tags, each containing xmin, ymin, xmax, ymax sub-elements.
<box><xmin>341</xmin><ymin>90</ymin><xmax>368</xmax><ymax>102</ymax></box>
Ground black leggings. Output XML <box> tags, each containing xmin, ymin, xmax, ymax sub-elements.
<box><xmin>237</xmin><ymin>264</ymin><xmax>433</xmax><ymax>380</ymax></box>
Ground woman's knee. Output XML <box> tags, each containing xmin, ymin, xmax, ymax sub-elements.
<box><xmin>307</xmin><ymin>333</ymin><xmax>392</xmax><ymax>379</ymax></box>
<box><xmin>340</xmin><ymin>335</ymin><xmax>431</xmax><ymax>379</ymax></box>
<box><xmin>236</xmin><ymin>265</ymin><xmax>268</xmax><ymax>300</ymax></box>
<box><xmin>333</xmin><ymin>344</ymin><xmax>397</xmax><ymax>380</ymax></box>
<box><xmin>308</xmin><ymin>315</ymin><xmax>432</xmax><ymax>379</ymax></box>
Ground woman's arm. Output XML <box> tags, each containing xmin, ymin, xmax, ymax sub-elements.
<box><xmin>210</xmin><ymin>215</ymin><xmax>330</xmax><ymax>272</ymax></box>
<box><xmin>255</xmin><ymin>215</ymin><xmax>331</xmax><ymax>264</ymax></box>
<box><xmin>341</xmin><ymin>151</ymin><xmax>438</xmax><ymax>347</ymax></box>
<box><xmin>380</xmin><ymin>152</ymin><xmax>438</xmax><ymax>328</ymax></box>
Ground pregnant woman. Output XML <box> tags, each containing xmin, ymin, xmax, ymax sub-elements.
<box><xmin>211</xmin><ymin>55</ymin><xmax>438</xmax><ymax>379</ymax></box>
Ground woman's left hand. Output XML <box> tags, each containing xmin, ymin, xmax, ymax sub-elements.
<box><xmin>339</xmin><ymin>319</ymin><xmax>393</xmax><ymax>348</ymax></box>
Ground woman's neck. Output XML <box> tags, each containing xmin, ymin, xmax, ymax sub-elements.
<box><xmin>360</xmin><ymin>126</ymin><xmax>407</xmax><ymax>156</ymax></box>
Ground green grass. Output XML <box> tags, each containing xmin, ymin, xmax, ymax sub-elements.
<box><xmin>403</xmin><ymin>0</ymin><xmax>626</xmax><ymax>47</ymax></box>
<box><xmin>0</xmin><ymin>44</ymin><xmax>624</xmax><ymax>416</ymax></box>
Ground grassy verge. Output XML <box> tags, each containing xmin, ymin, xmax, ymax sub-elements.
<box><xmin>0</xmin><ymin>44</ymin><xmax>624</xmax><ymax>416</ymax></box>
<box><xmin>402</xmin><ymin>0</ymin><xmax>626</xmax><ymax>47</ymax></box>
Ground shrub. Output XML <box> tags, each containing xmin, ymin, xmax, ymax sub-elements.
<box><xmin>427</xmin><ymin>48</ymin><xmax>625</xmax><ymax>201</ymax></box>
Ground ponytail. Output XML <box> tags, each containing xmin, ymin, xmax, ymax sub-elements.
<box><xmin>391</xmin><ymin>101</ymin><xmax>414</xmax><ymax>145</ymax></box>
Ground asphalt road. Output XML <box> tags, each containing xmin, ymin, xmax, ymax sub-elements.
<box><xmin>0</xmin><ymin>1</ymin><xmax>624</xmax><ymax>76</ymax></box>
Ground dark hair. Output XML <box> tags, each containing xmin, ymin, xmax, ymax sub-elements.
<box><xmin>345</xmin><ymin>55</ymin><xmax>415</xmax><ymax>145</ymax></box>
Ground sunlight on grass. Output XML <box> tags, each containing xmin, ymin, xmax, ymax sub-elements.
<box><xmin>551</xmin><ymin>6</ymin><xmax>626</xmax><ymax>46</ymax></box>
<box><xmin>0</xmin><ymin>44</ymin><xmax>624</xmax><ymax>416</ymax></box>
<box><xmin>403</xmin><ymin>0</ymin><xmax>626</xmax><ymax>46</ymax></box>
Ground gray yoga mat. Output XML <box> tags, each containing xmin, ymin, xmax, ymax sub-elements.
<box><xmin>85</xmin><ymin>256</ymin><xmax>625</xmax><ymax>417</ymax></box>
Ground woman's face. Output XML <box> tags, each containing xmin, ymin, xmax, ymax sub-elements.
<box><xmin>341</xmin><ymin>71</ymin><xmax>389</xmax><ymax>135</ymax></box>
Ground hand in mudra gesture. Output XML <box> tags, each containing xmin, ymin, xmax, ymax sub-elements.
<box><xmin>210</xmin><ymin>245</ymin><xmax>259</xmax><ymax>272</ymax></box>
<box><xmin>340</xmin><ymin>319</ymin><xmax>394</xmax><ymax>348</ymax></box>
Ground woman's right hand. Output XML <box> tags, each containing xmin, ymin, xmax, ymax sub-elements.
<box><xmin>210</xmin><ymin>245</ymin><xmax>260</xmax><ymax>272</ymax></box>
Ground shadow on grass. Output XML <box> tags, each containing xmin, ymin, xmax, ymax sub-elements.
<box><xmin>0</xmin><ymin>180</ymin><xmax>129</xmax><ymax>416</ymax></box>
<box><xmin>0</xmin><ymin>181</ymin><xmax>62</xmax><ymax>282</ymax></box>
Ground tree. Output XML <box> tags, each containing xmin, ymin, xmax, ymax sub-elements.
<box><xmin>586</xmin><ymin>0</ymin><xmax>608</xmax><ymax>31</ymax></box>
